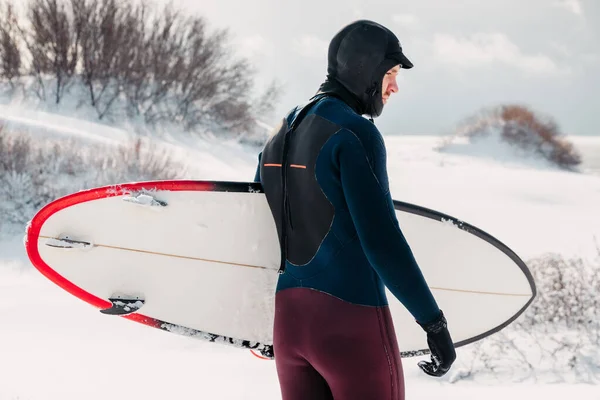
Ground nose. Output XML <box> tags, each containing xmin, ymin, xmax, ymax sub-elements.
<box><xmin>389</xmin><ymin>77</ymin><xmax>399</xmax><ymax>94</ymax></box>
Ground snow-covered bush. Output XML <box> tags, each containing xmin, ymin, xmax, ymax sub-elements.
<box><xmin>96</xmin><ymin>137</ymin><xmax>185</xmax><ymax>185</ymax></box>
<box><xmin>0</xmin><ymin>126</ymin><xmax>183</xmax><ymax>234</ymax></box>
<box><xmin>524</xmin><ymin>254</ymin><xmax>599</xmax><ymax>329</ymax></box>
<box><xmin>0</xmin><ymin>0</ymin><xmax>279</xmax><ymax>139</ymax></box>
<box><xmin>440</xmin><ymin>104</ymin><xmax>581</xmax><ymax>170</ymax></box>
<box><xmin>452</xmin><ymin>251</ymin><xmax>600</xmax><ymax>384</ymax></box>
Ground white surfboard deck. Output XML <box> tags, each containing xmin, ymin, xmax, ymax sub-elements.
<box><xmin>25</xmin><ymin>180</ymin><xmax>535</xmax><ymax>358</ymax></box>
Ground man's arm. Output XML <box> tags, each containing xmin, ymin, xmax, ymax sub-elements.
<box><xmin>337</xmin><ymin>128</ymin><xmax>440</xmax><ymax>324</ymax></box>
<box><xmin>338</xmin><ymin>127</ymin><xmax>456</xmax><ymax>376</ymax></box>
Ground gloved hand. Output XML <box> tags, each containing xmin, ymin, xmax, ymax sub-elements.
<box><xmin>416</xmin><ymin>310</ymin><xmax>456</xmax><ymax>377</ymax></box>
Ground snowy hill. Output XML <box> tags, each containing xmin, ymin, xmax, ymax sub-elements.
<box><xmin>0</xmin><ymin>103</ymin><xmax>261</xmax><ymax>181</ymax></box>
<box><xmin>1</xmin><ymin>107</ymin><xmax>599</xmax><ymax>399</ymax></box>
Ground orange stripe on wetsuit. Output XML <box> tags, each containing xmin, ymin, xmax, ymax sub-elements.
<box><xmin>264</xmin><ymin>164</ymin><xmax>306</xmax><ymax>169</ymax></box>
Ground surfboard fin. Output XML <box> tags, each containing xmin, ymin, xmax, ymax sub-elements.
<box><xmin>122</xmin><ymin>193</ymin><xmax>167</xmax><ymax>207</ymax></box>
<box><xmin>100</xmin><ymin>298</ymin><xmax>145</xmax><ymax>316</ymax></box>
<box><xmin>45</xmin><ymin>237</ymin><xmax>93</xmax><ymax>249</ymax></box>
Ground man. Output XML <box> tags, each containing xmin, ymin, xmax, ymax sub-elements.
<box><xmin>254</xmin><ymin>20</ymin><xmax>456</xmax><ymax>399</ymax></box>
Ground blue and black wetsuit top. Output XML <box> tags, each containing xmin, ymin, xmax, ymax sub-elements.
<box><xmin>254</xmin><ymin>20</ymin><xmax>441</xmax><ymax>325</ymax></box>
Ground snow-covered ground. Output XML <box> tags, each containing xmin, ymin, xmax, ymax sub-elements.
<box><xmin>386</xmin><ymin>134</ymin><xmax>600</xmax><ymax>260</ymax></box>
<box><xmin>1</xmin><ymin>106</ymin><xmax>599</xmax><ymax>399</ymax></box>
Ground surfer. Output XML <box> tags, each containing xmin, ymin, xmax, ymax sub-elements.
<box><xmin>255</xmin><ymin>20</ymin><xmax>456</xmax><ymax>399</ymax></box>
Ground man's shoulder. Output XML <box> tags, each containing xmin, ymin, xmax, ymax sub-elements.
<box><xmin>311</xmin><ymin>97</ymin><xmax>382</xmax><ymax>141</ymax></box>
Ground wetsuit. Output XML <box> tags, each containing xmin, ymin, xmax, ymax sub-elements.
<box><xmin>255</xmin><ymin>20</ymin><xmax>444</xmax><ymax>400</ymax></box>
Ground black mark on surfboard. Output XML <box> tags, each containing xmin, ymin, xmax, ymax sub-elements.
<box><xmin>45</xmin><ymin>237</ymin><xmax>94</xmax><ymax>249</ymax></box>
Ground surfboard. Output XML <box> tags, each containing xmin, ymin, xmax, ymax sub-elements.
<box><xmin>24</xmin><ymin>180</ymin><xmax>536</xmax><ymax>359</ymax></box>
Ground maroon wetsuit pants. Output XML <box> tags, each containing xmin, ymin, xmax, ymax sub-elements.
<box><xmin>273</xmin><ymin>288</ymin><xmax>405</xmax><ymax>400</ymax></box>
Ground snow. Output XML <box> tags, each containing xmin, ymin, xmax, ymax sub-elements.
<box><xmin>383</xmin><ymin>135</ymin><xmax>600</xmax><ymax>260</ymax></box>
<box><xmin>122</xmin><ymin>193</ymin><xmax>168</xmax><ymax>208</ymax></box>
<box><xmin>1</xmin><ymin>106</ymin><xmax>599</xmax><ymax>398</ymax></box>
<box><xmin>0</xmin><ymin>102</ymin><xmax>260</xmax><ymax>182</ymax></box>
<box><xmin>111</xmin><ymin>300</ymin><xmax>145</xmax><ymax>312</ymax></box>
<box><xmin>436</xmin><ymin>131</ymin><xmax>562</xmax><ymax>171</ymax></box>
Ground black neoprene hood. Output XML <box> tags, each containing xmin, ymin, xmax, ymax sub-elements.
<box><xmin>322</xmin><ymin>20</ymin><xmax>413</xmax><ymax>118</ymax></box>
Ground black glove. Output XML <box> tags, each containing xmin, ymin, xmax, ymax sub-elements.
<box><xmin>416</xmin><ymin>310</ymin><xmax>456</xmax><ymax>377</ymax></box>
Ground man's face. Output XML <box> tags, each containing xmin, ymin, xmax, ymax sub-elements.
<box><xmin>381</xmin><ymin>65</ymin><xmax>401</xmax><ymax>105</ymax></box>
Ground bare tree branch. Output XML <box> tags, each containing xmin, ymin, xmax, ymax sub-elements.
<box><xmin>0</xmin><ymin>1</ymin><xmax>22</xmax><ymax>89</ymax></box>
<box><xmin>22</xmin><ymin>0</ymin><xmax>79</xmax><ymax>103</ymax></box>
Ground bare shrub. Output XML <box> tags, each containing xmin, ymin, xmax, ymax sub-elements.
<box><xmin>71</xmin><ymin>0</ymin><xmax>273</xmax><ymax>135</ymax></box>
<box><xmin>499</xmin><ymin>105</ymin><xmax>581</xmax><ymax>168</ymax></box>
<box><xmin>524</xmin><ymin>254</ymin><xmax>599</xmax><ymax>328</ymax></box>
<box><xmin>253</xmin><ymin>80</ymin><xmax>282</xmax><ymax>122</ymax></box>
<box><xmin>19</xmin><ymin>0</ymin><xmax>80</xmax><ymax>103</ymax></box>
<box><xmin>0</xmin><ymin>126</ymin><xmax>45</xmax><ymax>227</ymax></box>
<box><xmin>122</xmin><ymin>3</ymin><xmax>183</xmax><ymax>123</ymax></box>
<box><xmin>0</xmin><ymin>128</ymin><xmax>184</xmax><ymax>233</ymax></box>
<box><xmin>0</xmin><ymin>1</ymin><xmax>22</xmax><ymax>89</ymax></box>
<box><xmin>446</xmin><ymin>104</ymin><xmax>582</xmax><ymax>170</ymax></box>
<box><xmin>0</xmin><ymin>124</ymin><xmax>38</xmax><ymax>176</ymax></box>
<box><xmin>452</xmin><ymin>252</ymin><xmax>600</xmax><ymax>384</ymax></box>
<box><xmin>2</xmin><ymin>0</ymin><xmax>279</xmax><ymax>137</ymax></box>
<box><xmin>118</xmin><ymin>4</ymin><xmax>267</xmax><ymax>135</ymax></box>
<box><xmin>72</xmin><ymin>0</ymin><xmax>126</xmax><ymax>119</ymax></box>
<box><xmin>97</xmin><ymin>137</ymin><xmax>184</xmax><ymax>184</ymax></box>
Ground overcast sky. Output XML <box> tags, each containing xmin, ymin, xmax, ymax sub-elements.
<box><xmin>169</xmin><ymin>0</ymin><xmax>599</xmax><ymax>136</ymax></box>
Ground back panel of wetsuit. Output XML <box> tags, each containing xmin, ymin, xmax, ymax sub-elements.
<box><xmin>260</xmin><ymin>111</ymin><xmax>340</xmax><ymax>266</ymax></box>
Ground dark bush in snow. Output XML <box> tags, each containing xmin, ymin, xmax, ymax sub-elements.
<box><xmin>443</xmin><ymin>104</ymin><xmax>581</xmax><ymax>170</ymax></box>
<box><xmin>20</xmin><ymin>0</ymin><xmax>80</xmax><ymax>103</ymax></box>
<box><xmin>0</xmin><ymin>0</ymin><xmax>279</xmax><ymax>139</ymax></box>
<box><xmin>0</xmin><ymin>1</ymin><xmax>21</xmax><ymax>89</ymax></box>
